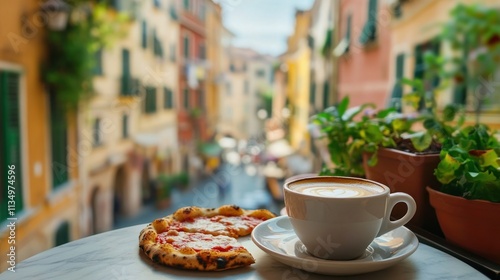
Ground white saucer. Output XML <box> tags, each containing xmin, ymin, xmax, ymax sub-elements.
<box><xmin>251</xmin><ymin>216</ymin><xmax>419</xmax><ymax>276</ymax></box>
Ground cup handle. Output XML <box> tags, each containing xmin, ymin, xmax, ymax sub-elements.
<box><xmin>377</xmin><ymin>192</ymin><xmax>416</xmax><ymax>237</ymax></box>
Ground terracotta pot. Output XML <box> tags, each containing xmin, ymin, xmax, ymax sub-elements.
<box><xmin>427</xmin><ymin>187</ymin><xmax>500</xmax><ymax>265</ymax></box>
<box><xmin>363</xmin><ymin>148</ymin><xmax>441</xmax><ymax>234</ymax></box>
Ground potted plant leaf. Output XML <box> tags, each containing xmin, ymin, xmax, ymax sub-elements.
<box><xmin>155</xmin><ymin>174</ymin><xmax>174</xmax><ymax>209</ymax></box>
<box><xmin>310</xmin><ymin>96</ymin><xmax>398</xmax><ymax>177</ymax></box>
<box><xmin>428</xmin><ymin>124</ymin><xmax>500</xmax><ymax>264</ymax></box>
<box><xmin>361</xmin><ymin>77</ymin><xmax>464</xmax><ymax>234</ymax></box>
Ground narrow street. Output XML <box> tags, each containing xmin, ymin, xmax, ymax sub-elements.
<box><xmin>113</xmin><ymin>162</ymin><xmax>284</xmax><ymax>229</ymax></box>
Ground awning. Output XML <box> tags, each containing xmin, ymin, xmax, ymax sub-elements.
<box><xmin>200</xmin><ymin>142</ymin><xmax>222</xmax><ymax>157</ymax></box>
<box><xmin>334</xmin><ymin>38</ymin><xmax>349</xmax><ymax>57</ymax></box>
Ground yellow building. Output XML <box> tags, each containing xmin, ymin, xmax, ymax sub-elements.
<box><xmin>205</xmin><ymin>0</ymin><xmax>223</xmax><ymax>140</ymax></box>
<box><xmin>285</xmin><ymin>10</ymin><xmax>312</xmax><ymax>151</ymax></box>
<box><xmin>389</xmin><ymin>0</ymin><xmax>500</xmax><ymax>129</ymax></box>
<box><xmin>81</xmin><ymin>0</ymin><xmax>181</xmax><ymax>235</ymax></box>
<box><xmin>0</xmin><ymin>0</ymin><xmax>80</xmax><ymax>271</ymax></box>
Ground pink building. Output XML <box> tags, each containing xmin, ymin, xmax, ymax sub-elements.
<box><xmin>334</xmin><ymin>0</ymin><xmax>392</xmax><ymax>109</ymax></box>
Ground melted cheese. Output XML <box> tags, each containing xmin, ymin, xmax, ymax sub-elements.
<box><xmin>179</xmin><ymin>217</ymin><xmax>227</xmax><ymax>233</ymax></box>
<box><xmin>219</xmin><ymin>216</ymin><xmax>263</xmax><ymax>230</ymax></box>
<box><xmin>156</xmin><ymin>231</ymin><xmax>241</xmax><ymax>252</ymax></box>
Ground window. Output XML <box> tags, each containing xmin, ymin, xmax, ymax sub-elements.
<box><xmin>198</xmin><ymin>2</ymin><xmax>205</xmax><ymax>21</ymax></box>
<box><xmin>0</xmin><ymin>70</ymin><xmax>24</xmax><ymax>222</ymax></box>
<box><xmin>359</xmin><ymin>0</ymin><xmax>378</xmax><ymax>45</ymax></box>
<box><xmin>169</xmin><ymin>5</ymin><xmax>178</xmax><ymax>20</ymax></box>
<box><xmin>183</xmin><ymin>34</ymin><xmax>190</xmax><ymax>60</ymax></box>
<box><xmin>389</xmin><ymin>53</ymin><xmax>405</xmax><ymax>111</ymax></box>
<box><xmin>226</xmin><ymin>82</ymin><xmax>231</xmax><ymax>96</ymax></box>
<box><xmin>141</xmin><ymin>21</ymin><xmax>147</xmax><ymax>49</ymax></box>
<box><xmin>199</xmin><ymin>44</ymin><xmax>206</xmax><ymax>60</ymax></box>
<box><xmin>333</xmin><ymin>14</ymin><xmax>351</xmax><ymax>57</ymax></box>
<box><xmin>307</xmin><ymin>34</ymin><xmax>315</xmax><ymax>50</ymax></box>
<box><xmin>170</xmin><ymin>44</ymin><xmax>176</xmax><ymax>62</ymax></box>
<box><xmin>244</xmin><ymin>80</ymin><xmax>249</xmax><ymax>94</ymax></box>
<box><xmin>183</xmin><ymin>88</ymin><xmax>189</xmax><ymax>109</ymax></box>
<box><xmin>322</xmin><ymin>81</ymin><xmax>330</xmax><ymax>109</ymax></box>
<box><xmin>230</xmin><ymin>63</ymin><xmax>235</xmax><ymax>72</ymax></box>
<box><xmin>256</xmin><ymin>69</ymin><xmax>266</xmax><ymax>78</ymax></box>
<box><xmin>50</xmin><ymin>93</ymin><xmax>68</xmax><ymax>188</ymax></box>
<box><xmin>153</xmin><ymin>29</ymin><xmax>163</xmax><ymax>58</ymax></box>
<box><xmin>93</xmin><ymin>118</ymin><xmax>101</xmax><ymax>147</ymax></box>
<box><xmin>346</xmin><ymin>15</ymin><xmax>352</xmax><ymax>50</ymax></box>
<box><xmin>122</xmin><ymin>114</ymin><xmax>129</xmax><ymax>139</ymax></box>
<box><xmin>153</xmin><ymin>0</ymin><xmax>160</xmax><ymax>8</ymax></box>
<box><xmin>198</xmin><ymin>89</ymin><xmax>205</xmax><ymax>111</ymax></box>
<box><xmin>414</xmin><ymin>39</ymin><xmax>440</xmax><ymax>111</ymax></box>
<box><xmin>92</xmin><ymin>48</ymin><xmax>103</xmax><ymax>75</ymax></box>
<box><xmin>164</xmin><ymin>87</ymin><xmax>174</xmax><ymax>109</ymax></box>
<box><xmin>55</xmin><ymin>221</ymin><xmax>70</xmax><ymax>247</ymax></box>
<box><xmin>145</xmin><ymin>87</ymin><xmax>157</xmax><ymax>114</ymax></box>
<box><xmin>183</xmin><ymin>0</ymin><xmax>190</xmax><ymax>10</ymax></box>
<box><xmin>310</xmin><ymin>82</ymin><xmax>316</xmax><ymax>106</ymax></box>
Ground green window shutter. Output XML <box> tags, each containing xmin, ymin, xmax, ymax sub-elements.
<box><xmin>322</xmin><ymin>81</ymin><xmax>330</xmax><ymax>109</ymax></box>
<box><xmin>145</xmin><ymin>87</ymin><xmax>157</xmax><ymax>113</ymax></box>
<box><xmin>183</xmin><ymin>0</ymin><xmax>189</xmax><ymax>10</ymax></box>
<box><xmin>93</xmin><ymin>118</ymin><xmax>101</xmax><ymax>146</ymax></box>
<box><xmin>183</xmin><ymin>88</ymin><xmax>189</xmax><ymax>109</ymax></box>
<box><xmin>183</xmin><ymin>35</ymin><xmax>190</xmax><ymax>59</ymax></box>
<box><xmin>92</xmin><ymin>48</ymin><xmax>103</xmax><ymax>75</ymax></box>
<box><xmin>0</xmin><ymin>71</ymin><xmax>24</xmax><ymax>222</ymax></box>
<box><xmin>359</xmin><ymin>0</ymin><xmax>378</xmax><ymax>45</ymax></box>
<box><xmin>390</xmin><ymin>53</ymin><xmax>405</xmax><ymax>111</ymax></box>
<box><xmin>346</xmin><ymin>14</ymin><xmax>352</xmax><ymax>43</ymax></box>
<box><xmin>55</xmin><ymin>221</ymin><xmax>70</xmax><ymax>246</ymax></box>
<box><xmin>310</xmin><ymin>82</ymin><xmax>316</xmax><ymax>105</ymax></box>
<box><xmin>50</xmin><ymin>94</ymin><xmax>68</xmax><ymax>188</ymax></box>
<box><xmin>121</xmin><ymin>49</ymin><xmax>131</xmax><ymax>96</ymax></box>
<box><xmin>122</xmin><ymin>114</ymin><xmax>128</xmax><ymax>138</ymax></box>
<box><xmin>141</xmin><ymin>21</ymin><xmax>147</xmax><ymax>49</ymax></box>
<box><xmin>164</xmin><ymin>87</ymin><xmax>173</xmax><ymax>109</ymax></box>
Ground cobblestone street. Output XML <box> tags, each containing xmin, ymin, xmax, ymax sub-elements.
<box><xmin>113</xmin><ymin>163</ymin><xmax>284</xmax><ymax>229</ymax></box>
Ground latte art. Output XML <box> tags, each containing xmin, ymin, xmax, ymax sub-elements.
<box><xmin>291</xmin><ymin>182</ymin><xmax>383</xmax><ymax>198</ymax></box>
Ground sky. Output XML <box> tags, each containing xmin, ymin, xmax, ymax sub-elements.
<box><xmin>219</xmin><ymin>0</ymin><xmax>315</xmax><ymax>57</ymax></box>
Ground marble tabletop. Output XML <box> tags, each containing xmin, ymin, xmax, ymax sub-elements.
<box><xmin>0</xmin><ymin>223</ymin><xmax>489</xmax><ymax>280</ymax></box>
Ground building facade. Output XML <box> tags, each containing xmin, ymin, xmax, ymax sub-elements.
<box><xmin>334</xmin><ymin>0</ymin><xmax>392</xmax><ymax>109</ymax></box>
<box><xmin>284</xmin><ymin>10</ymin><xmax>312</xmax><ymax>151</ymax></box>
<box><xmin>218</xmin><ymin>47</ymin><xmax>274</xmax><ymax>140</ymax></box>
<box><xmin>0</xmin><ymin>0</ymin><xmax>80</xmax><ymax>270</ymax></box>
<box><xmin>389</xmin><ymin>0</ymin><xmax>500</xmax><ymax>128</ymax></box>
<box><xmin>80</xmin><ymin>0</ymin><xmax>181</xmax><ymax>235</ymax></box>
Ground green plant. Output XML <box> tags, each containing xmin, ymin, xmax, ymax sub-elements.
<box><xmin>176</xmin><ymin>172</ymin><xmax>189</xmax><ymax>187</ymax></box>
<box><xmin>435</xmin><ymin>124</ymin><xmax>500</xmax><ymax>202</ymax></box>
<box><xmin>441</xmin><ymin>4</ymin><xmax>500</xmax><ymax>119</ymax></box>
<box><xmin>156</xmin><ymin>174</ymin><xmax>175</xmax><ymax>199</ymax></box>
<box><xmin>401</xmin><ymin>76</ymin><xmax>465</xmax><ymax>152</ymax></box>
<box><xmin>311</xmin><ymin>96</ymin><xmax>401</xmax><ymax>176</ymax></box>
<box><xmin>44</xmin><ymin>3</ymin><xmax>128</xmax><ymax>109</ymax></box>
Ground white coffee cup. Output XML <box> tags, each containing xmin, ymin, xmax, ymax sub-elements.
<box><xmin>284</xmin><ymin>176</ymin><xmax>416</xmax><ymax>260</ymax></box>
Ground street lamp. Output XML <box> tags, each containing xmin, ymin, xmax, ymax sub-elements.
<box><xmin>41</xmin><ymin>0</ymin><xmax>70</xmax><ymax>31</ymax></box>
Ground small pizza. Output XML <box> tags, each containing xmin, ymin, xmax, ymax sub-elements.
<box><xmin>139</xmin><ymin>205</ymin><xmax>276</xmax><ymax>271</ymax></box>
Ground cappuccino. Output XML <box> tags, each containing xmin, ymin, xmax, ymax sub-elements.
<box><xmin>290</xmin><ymin>181</ymin><xmax>383</xmax><ymax>198</ymax></box>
